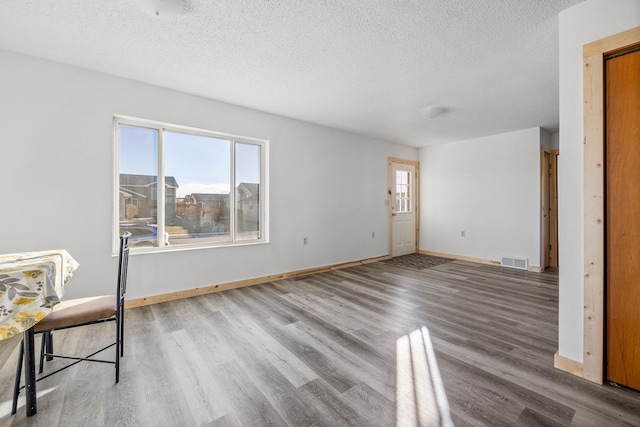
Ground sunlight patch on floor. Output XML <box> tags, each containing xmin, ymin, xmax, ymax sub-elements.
<box><xmin>396</xmin><ymin>326</ymin><xmax>453</xmax><ymax>427</ymax></box>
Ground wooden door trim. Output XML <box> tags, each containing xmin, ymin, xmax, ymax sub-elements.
<box><xmin>541</xmin><ymin>150</ymin><xmax>551</xmax><ymax>270</ymax></box>
<box><xmin>582</xmin><ymin>26</ymin><xmax>640</xmax><ymax>384</ymax></box>
<box><xmin>388</xmin><ymin>157</ymin><xmax>420</xmax><ymax>256</ymax></box>
<box><xmin>550</xmin><ymin>150</ymin><xmax>559</xmax><ymax>268</ymax></box>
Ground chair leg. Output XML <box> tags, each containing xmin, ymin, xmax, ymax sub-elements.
<box><xmin>115</xmin><ymin>313</ymin><xmax>120</xmax><ymax>383</ymax></box>
<box><xmin>119</xmin><ymin>305</ymin><xmax>125</xmax><ymax>357</ymax></box>
<box><xmin>116</xmin><ymin>304</ymin><xmax>124</xmax><ymax>383</ymax></box>
<box><xmin>115</xmin><ymin>341</ymin><xmax>120</xmax><ymax>384</ymax></box>
<box><xmin>39</xmin><ymin>332</ymin><xmax>47</xmax><ymax>374</ymax></box>
<box><xmin>39</xmin><ymin>331</ymin><xmax>54</xmax><ymax>374</ymax></box>
<box><xmin>46</xmin><ymin>331</ymin><xmax>54</xmax><ymax>361</ymax></box>
<box><xmin>12</xmin><ymin>340</ymin><xmax>24</xmax><ymax>415</ymax></box>
<box><xmin>39</xmin><ymin>334</ymin><xmax>45</xmax><ymax>374</ymax></box>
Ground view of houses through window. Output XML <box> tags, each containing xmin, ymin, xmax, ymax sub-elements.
<box><xmin>116</xmin><ymin>118</ymin><xmax>265</xmax><ymax>250</ymax></box>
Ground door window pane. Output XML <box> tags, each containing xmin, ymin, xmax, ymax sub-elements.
<box><xmin>396</xmin><ymin>170</ymin><xmax>412</xmax><ymax>213</ymax></box>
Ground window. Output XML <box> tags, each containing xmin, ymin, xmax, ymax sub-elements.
<box><xmin>115</xmin><ymin>116</ymin><xmax>267</xmax><ymax>251</ymax></box>
<box><xmin>395</xmin><ymin>170</ymin><xmax>412</xmax><ymax>213</ymax></box>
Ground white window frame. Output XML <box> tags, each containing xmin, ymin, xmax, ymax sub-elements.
<box><xmin>113</xmin><ymin>115</ymin><xmax>269</xmax><ymax>254</ymax></box>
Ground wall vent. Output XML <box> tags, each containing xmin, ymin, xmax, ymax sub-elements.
<box><xmin>501</xmin><ymin>256</ymin><xmax>528</xmax><ymax>270</ymax></box>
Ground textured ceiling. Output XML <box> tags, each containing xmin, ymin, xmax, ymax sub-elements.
<box><xmin>0</xmin><ymin>0</ymin><xmax>585</xmax><ymax>147</ymax></box>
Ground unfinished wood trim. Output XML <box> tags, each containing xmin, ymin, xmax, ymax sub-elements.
<box><xmin>388</xmin><ymin>161</ymin><xmax>393</xmax><ymax>255</ymax></box>
<box><xmin>125</xmin><ymin>254</ymin><xmax>390</xmax><ymax>309</ymax></box>
<box><xmin>541</xmin><ymin>150</ymin><xmax>551</xmax><ymax>271</ymax></box>
<box><xmin>554</xmin><ymin>352</ymin><xmax>584</xmax><ymax>378</ymax></box>
<box><xmin>388</xmin><ymin>157</ymin><xmax>420</xmax><ymax>256</ymax></box>
<box><xmin>550</xmin><ymin>150</ymin><xmax>559</xmax><ymax>268</ymax></box>
<box><xmin>415</xmin><ymin>164</ymin><xmax>420</xmax><ymax>253</ymax></box>
<box><xmin>582</xmin><ymin>26</ymin><xmax>640</xmax><ymax>385</ymax></box>
<box><xmin>583</xmin><ymin>38</ymin><xmax>608</xmax><ymax>386</ymax></box>
<box><xmin>388</xmin><ymin>157</ymin><xmax>419</xmax><ymax>166</ymax></box>
<box><xmin>419</xmin><ymin>249</ymin><xmax>500</xmax><ymax>267</ymax></box>
<box><xmin>583</xmin><ymin>27</ymin><xmax>640</xmax><ymax>58</ymax></box>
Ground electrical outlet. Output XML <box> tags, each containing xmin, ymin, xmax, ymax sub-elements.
<box><xmin>461</xmin><ymin>230</ymin><xmax>466</xmax><ymax>237</ymax></box>
<box><xmin>303</xmin><ymin>236</ymin><xmax>308</xmax><ymax>245</ymax></box>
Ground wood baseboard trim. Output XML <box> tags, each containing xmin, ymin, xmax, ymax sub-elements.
<box><xmin>125</xmin><ymin>254</ymin><xmax>391</xmax><ymax>309</ymax></box>
<box><xmin>420</xmin><ymin>250</ymin><xmax>546</xmax><ymax>273</ymax></box>
<box><xmin>554</xmin><ymin>352</ymin><xmax>584</xmax><ymax>378</ymax></box>
<box><xmin>418</xmin><ymin>250</ymin><xmax>501</xmax><ymax>267</ymax></box>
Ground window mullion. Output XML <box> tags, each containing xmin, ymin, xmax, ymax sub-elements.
<box><xmin>261</xmin><ymin>143</ymin><xmax>266</xmax><ymax>241</ymax></box>
<box><xmin>230</xmin><ymin>139</ymin><xmax>236</xmax><ymax>242</ymax></box>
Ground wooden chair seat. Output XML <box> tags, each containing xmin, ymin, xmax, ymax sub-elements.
<box><xmin>34</xmin><ymin>296</ymin><xmax>116</xmax><ymax>333</ymax></box>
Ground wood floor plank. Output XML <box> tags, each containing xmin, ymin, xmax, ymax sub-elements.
<box><xmin>165</xmin><ymin>328</ymin><xmax>231</xmax><ymax>424</ymax></box>
<box><xmin>343</xmin><ymin>382</ymin><xmax>395</xmax><ymax>427</ymax></box>
<box><xmin>296</xmin><ymin>377</ymin><xmax>370</xmax><ymax>426</ymax></box>
<box><xmin>283</xmin><ymin>320</ymin><xmax>396</xmax><ymax>401</ymax></box>
<box><xmin>235</xmin><ymin>314</ymin><xmax>319</xmax><ymax>388</ymax></box>
<box><xmin>262</xmin><ymin>318</ymin><xmax>361</xmax><ymax>394</ymax></box>
<box><xmin>214</xmin><ymin>359</ymin><xmax>288</xmax><ymax>427</ymax></box>
<box><xmin>210</xmin><ymin>302</ymin><xmax>333</xmax><ymax>426</ymax></box>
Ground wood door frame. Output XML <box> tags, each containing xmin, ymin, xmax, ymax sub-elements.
<box><xmin>388</xmin><ymin>157</ymin><xmax>420</xmax><ymax>256</ymax></box>
<box><xmin>541</xmin><ymin>149</ymin><xmax>559</xmax><ymax>270</ymax></box>
<box><xmin>550</xmin><ymin>150</ymin><xmax>559</xmax><ymax>268</ymax></box>
<box><xmin>541</xmin><ymin>150</ymin><xmax>551</xmax><ymax>270</ymax></box>
<box><xmin>583</xmin><ymin>26</ymin><xmax>640</xmax><ymax>384</ymax></box>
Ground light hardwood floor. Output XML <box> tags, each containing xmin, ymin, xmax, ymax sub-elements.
<box><xmin>1</xmin><ymin>257</ymin><xmax>639</xmax><ymax>426</ymax></box>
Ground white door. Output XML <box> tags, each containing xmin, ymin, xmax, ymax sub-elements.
<box><xmin>391</xmin><ymin>162</ymin><xmax>417</xmax><ymax>257</ymax></box>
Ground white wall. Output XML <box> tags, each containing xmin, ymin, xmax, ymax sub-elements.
<box><xmin>0</xmin><ymin>50</ymin><xmax>417</xmax><ymax>300</ymax></box>
<box><xmin>550</xmin><ymin>132</ymin><xmax>559</xmax><ymax>151</ymax></box>
<box><xmin>419</xmin><ymin>128</ymin><xmax>542</xmax><ymax>267</ymax></box>
<box><xmin>558</xmin><ymin>0</ymin><xmax>640</xmax><ymax>362</ymax></box>
<box><xmin>540</xmin><ymin>128</ymin><xmax>553</xmax><ymax>152</ymax></box>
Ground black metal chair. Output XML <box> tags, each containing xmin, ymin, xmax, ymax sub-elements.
<box><xmin>12</xmin><ymin>232</ymin><xmax>131</xmax><ymax>414</ymax></box>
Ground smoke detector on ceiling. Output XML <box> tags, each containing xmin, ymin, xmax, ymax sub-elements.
<box><xmin>136</xmin><ymin>0</ymin><xmax>184</xmax><ymax>20</ymax></box>
<box><xmin>420</xmin><ymin>105</ymin><xmax>447</xmax><ymax>120</ymax></box>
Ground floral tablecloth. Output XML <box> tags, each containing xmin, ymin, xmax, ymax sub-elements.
<box><xmin>0</xmin><ymin>250</ymin><xmax>78</xmax><ymax>339</ymax></box>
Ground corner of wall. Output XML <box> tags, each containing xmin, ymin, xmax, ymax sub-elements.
<box><xmin>539</xmin><ymin>128</ymin><xmax>553</xmax><ymax>151</ymax></box>
<box><xmin>551</xmin><ymin>132</ymin><xmax>559</xmax><ymax>151</ymax></box>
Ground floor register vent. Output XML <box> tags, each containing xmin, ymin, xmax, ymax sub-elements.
<box><xmin>501</xmin><ymin>256</ymin><xmax>528</xmax><ymax>270</ymax></box>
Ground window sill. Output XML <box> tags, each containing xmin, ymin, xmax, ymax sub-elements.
<box><xmin>113</xmin><ymin>239</ymin><xmax>269</xmax><ymax>257</ymax></box>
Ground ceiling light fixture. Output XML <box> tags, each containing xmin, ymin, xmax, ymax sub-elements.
<box><xmin>420</xmin><ymin>105</ymin><xmax>447</xmax><ymax>120</ymax></box>
<box><xmin>136</xmin><ymin>0</ymin><xmax>184</xmax><ymax>20</ymax></box>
